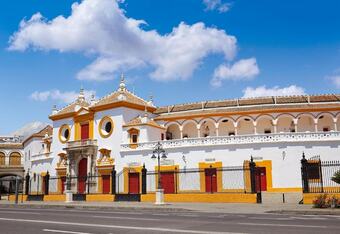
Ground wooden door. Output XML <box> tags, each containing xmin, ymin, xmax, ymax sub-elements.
<box><xmin>128</xmin><ymin>173</ymin><xmax>140</xmax><ymax>194</ymax></box>
<box><xmin>81</xmin><ymin>123</ymin><xmax>89</xmax><ymax>140</ymax></box>
<box><xmin>256</xmin><ymin>167</ymin><xmax>267</xmax><ymax>192</ymax></box>
<box><xmin>78</xmin><ymin>158</ymin><xmax>87</xmax><ymax>194</ymax></box>
<box><xmin>161</xmin><ymin>172</ymin><xmax>175</xmax><ymax>194</ymax></box>
<box><xmin>102</xmin><ymin>175</ymin><xmax>110</xmax><ymax>194</ymax></box>
<box><xmin>205</xmin><ymin>168</ymin><xmax>217</xmax><ymax>193</ymax></box>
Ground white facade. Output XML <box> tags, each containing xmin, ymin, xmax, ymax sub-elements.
<box><xmin>22</xmin><ymin>79</ymin><xmax>340</xmax><ymax>193</ymax></box>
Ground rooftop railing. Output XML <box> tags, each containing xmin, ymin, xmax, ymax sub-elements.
<box><xmin>121</xmin><ymin>131</ymin><xmax>340</xmax><ymax>151</ymax></box>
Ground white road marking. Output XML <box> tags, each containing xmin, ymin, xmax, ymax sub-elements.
<box><xmin>92</xmin><ymin>215</ymin><xmax>159</xmax><ymax>221</ymax></box>
<box><xmin>0</xmin><ymin>217</ymin><xmax>244</xmax><ymax>234</ymax></box>
<box><xmin>2</xmin><ymin>211</ymin><xmax>41</xmax><ymax>215</ymax></box>
<box><xmin>249</xmin><ymin>217</ymin><xmax>292</xmax><ymax>221</ymax></box>
<box><xmin>177</xmin><ymin>214</ymin><xmax>199</xmax><ymax>217</ymax></box>
<box><xmin>238</xmin><ymin>222</ymin><xmax>328</xmax><ymax>229</ymax></box>
<box><xmin>43</xmin><ymin>229</ymin><xmax>92</xmax><ymax>234</ymax></box>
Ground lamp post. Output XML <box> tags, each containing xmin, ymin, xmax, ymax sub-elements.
<box><xmin>65</xmin><ymin>157</ymin><xmax>73</xmax><ymax>203</ymax></box>
<box><xmin>151</xmin><ymin>142</ymin><xmax>167</xmax><ymax>204</ymax></box>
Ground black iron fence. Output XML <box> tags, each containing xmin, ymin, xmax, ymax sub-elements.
<box><xmin>23</xmin><ymin>158</ymin><xmax>263</xmax><ymax>202</ymax></box>
<box><xmin>0</xmin><ymin>176</ymin><xmax>24</xmax><ymax>201</ymax></box>
<box><xmin>301</xmin><ymin>153</ymin><xmax>340</xmax><ymax>193</ymax></box>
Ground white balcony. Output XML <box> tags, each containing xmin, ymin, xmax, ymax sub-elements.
<box><xmin>30</xmin><ymin>152</ymin><xmax>52</xmax><ymax>162</ymax></box>
<box><xmin>65</xmin><ymin>139</ymin><xmax>98</xmax><ymax>149</ymax></box>
<box><xmin>121</xmin><ymin>131</ymin><xmax>340</xmax><ymax>151</ymax></box>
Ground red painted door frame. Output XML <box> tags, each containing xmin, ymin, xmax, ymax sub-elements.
<box><xmin>78</xmin><ymin>158</ymin><xmax>87</xmax><ymax>194</ymax></box>
<box><xmin>102</xmin><ymin>175</ymin><xmax>110</xmax><ymax>194</ymax></box>
<box><xmin>256</xmin><ymin>167</ymin><xmax>267</xmax><ymax>192</ymax></box>
<box><xmin>161</xmin><ymin>172</ymin><xmax>175</xmax><ymax>194</ymax></box>
<box><xmin>205</xmin><ymin>168</ymin><xmax>217</xmax><ymax>193</ymax></box>
<box><xmin>128</xmin><ymin>173</ymin><xmax>140</xmax><ymax>194</ymax></box>
<box><xmin>81</xmin><ymin>123</ymin><xmax>89</xmax><ymax>140</ymax></box>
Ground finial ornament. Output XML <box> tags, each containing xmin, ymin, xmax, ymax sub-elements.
<box><xmin>119</xmin><ymin>73</ymin><xmax>126</xmax><ymax>92</ymax></box>
<box><xmin>78</xmin><ymin>86</ymin><xmax>85</xmax><ymax>102</ymax></box>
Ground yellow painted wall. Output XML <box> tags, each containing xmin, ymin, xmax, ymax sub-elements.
<box><xmin>44</xmin><ymin>195</ymin><xmax>66</xmax><ymax>202</ymax></box>
<box><xmin>86</xmin><ymin>194</ymin><xmax>114</xmax><ymax>202</ymax></box>
<box><xmin>141</xmin><ymin>193</ymin><xmax>257</xmax><ymax>203</ymax></box>
<box><xmin>303</xmin><ymin>193</ymin><xmax>340</xmax><ymax>204</ymax></box>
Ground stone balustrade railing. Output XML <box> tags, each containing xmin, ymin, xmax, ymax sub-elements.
<box><xmin>121</xmin><ymin>131</ymin><xmax>340</xmax><ymax>151</ymax></box>
<box><xmin>65</xmin><ymin>139</ymin><xmax>98</xmax><ymax>149</ymax></box>
<box><xmin>30</xmin><ymin>152</ymin><xmax>52</xmax><ymax>161</ymax></box>
<box><xmin>0</xmin><ymin>136</ymin><xmax>23</xmax><ymax>144</ymax></box>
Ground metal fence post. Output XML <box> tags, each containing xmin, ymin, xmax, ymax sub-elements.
<box><xmin>111</xmin><ymin>167</ymin><xmax>116</xmax><ymax>195</ymax></box>
<box><xmin>301</xmin><ymin>152</ymin><xmax>309</xmax><ymax>193</ymax></box>
<box><xmin>44</xmin><ymin>171</ymin><xmax>50</xmax><ymax>195</ymax></box>
<box><xmin>141</xmin><ymin>164</ymin><xmax>147</xmax><ymax>194</ymax></box>
<box><xmin>25</xmin><ymin>172</ymin><xmax>30</xmax><ymax>195</ymax></box>
<box><xmin>249</xmin><ymin>156</ymin><xmax>256</xmax><ymax>194</ymax></box>
<box><xmin>15</xmin><ymin>176</ymin><xmax>19</xmax><ymax>205</ymax></box>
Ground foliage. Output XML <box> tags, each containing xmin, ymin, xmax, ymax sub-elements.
<box><xmin>331</xmin><ymin>170</ymin><xmax>340</xmax><ymax>185</ymax></box>
<box><xmin>313</xmin><ymin>194</ymin><xmax>329</xmax><ymax>208</ymax></box>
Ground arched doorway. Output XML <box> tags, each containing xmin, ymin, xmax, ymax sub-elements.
<box><xmin>78</xmin><ymin>158</ymin><xmax>87</xmax><ymax>194</ymax></box>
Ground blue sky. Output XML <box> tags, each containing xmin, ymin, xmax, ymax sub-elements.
<box><xmin>1</xmin><ymin>0</ymin><xmax>340</xmax><ymax>135</ymax></box>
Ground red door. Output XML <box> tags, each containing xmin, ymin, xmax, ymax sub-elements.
<box><xmin>161</xmin><ymin>172</ymin><xmax>175</xmax><ymax>194</ymax></box>
<box><xmin>256</xmin><ymin>167</ymin><xmax>267</xmax><ymax>192</ymax></box>
<box><xmin>128</xmin><ymin>173</ymin><xmax>140</xmax><ymax>194</ymax></box>
<box><xmin>205</xmin><ymin>168</ymin><xmax>217</xmax><ymax>193</ymax></box>
<box><xmin>78</xmin><ymin>158</ymin><xmax>87</xmax><ymax>194</ymax></box>
<box><xmin>102</xmin><ymin>175</ymin><xmax>110</xmax><ymax>194</ymax></box>
<box><xmin>81</xmin><ymin>123</ymin><xmax>89</xmax><ymax>140</ymax></box>
<box><xmin>61</xmin><ymin>177</ymin><xmax>66</xmax><ymax>194</ymax></box>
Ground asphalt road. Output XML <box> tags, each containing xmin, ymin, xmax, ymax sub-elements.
<box><xmin>0</xmin><ymin>206</ymin><xmax>339</xmax><ymax>234</ymax></box>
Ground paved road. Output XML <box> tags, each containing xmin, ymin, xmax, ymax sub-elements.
<box><xmin>0</xmin><ymin>206</ymin><xmax>339</xmax><ymax>234</ymax></box>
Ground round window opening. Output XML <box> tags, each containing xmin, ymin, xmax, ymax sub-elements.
<box><xmin>59</xmin><ymin>125</ymin><xmax>70</xmax><ymax>143</ymax></box>
<box><xmin>100</xmin><ymin>117</ymin><xmax>114</xmax><ymax>138</ymax></box>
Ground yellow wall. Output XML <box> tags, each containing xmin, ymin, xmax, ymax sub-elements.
<box><xmin>141</xmin><ymin>193</ymin><xmax>257</xmax><ymax>203</ymax></box>
<box><xmin>86</xmin><ymin>194</ymin><xmax>114</xmax><ymax>202</ymax></box>
<box><xmin>303</xmin><ymin>193</ymin><xmax>340</xmax><ymax>204</ymax></box>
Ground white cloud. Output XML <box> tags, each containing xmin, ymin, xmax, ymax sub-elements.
<box><xmin>9</xmin><ymin>0</ymin><xmax>239</xmax><ymax>82</ymax></box>
<box><xmin>327</xmin><ymin>75</ymin><xmax>340</xmax><ymax>89</ymax></box>
<box><xmin>203</xmin><ymin>0</ymin><xmax>231</xmax><ymax>13</ymax></box>
<box><xmin>30</xmin><ymin>89</ymin><xmax>96</xmax><ymax>104</ymax></box>
<box><xmin>11</xmin><ymin>121</ymin><xmax>48</xmax><ymax>137</ymax></box>
<box><xmin>211</xmin><ymin>58</ymin><xmax>259</xmax><ymax>87</ymax></box>
<box><xmin>242</xmin><ymin>85</ymin><xmax>306</xmax><ymax>98</ymax></box>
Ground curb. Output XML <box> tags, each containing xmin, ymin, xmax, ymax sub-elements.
<box><xmin>267</xmin><ymin>209</ymin><xmax>340</xmax><ymax>215</ymax></box>
<box><xmin>0</xmin><ymin>203</ymin><xmax>191</xmax><ymax>213</ymax></box>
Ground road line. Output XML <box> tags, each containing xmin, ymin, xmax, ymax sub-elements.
<box><xmin>92</xmin><ymin>215</ymin><xmax>159</xmax><ymax>221</ymax></box>
<box><xmin>2</xmin><ymin>211</ymin><xmax>41</xmax><ymax>215</ymax></box>
<box><xmin>249</xmin><ymin>217</ymin><xmax>292</xmax><ymax>221</ymax></box>
<box><xmin>43</xmin><ymin>229</ymin><xmax>92</xmax><ymax>234</ymax></box>
<box><xmin>238</xmin><ymin>222</ymin><xmax>328</xmax><ymax>229</ymax></box>
<box><xmin>0</xmin><ymin>217</ymin><xmax>244</xmax><ymax>234</ymax></box>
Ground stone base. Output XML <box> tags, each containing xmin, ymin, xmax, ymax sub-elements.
<box><xmin>155</xmin><ymin>189</ymin><xmax>165</xmax><ymax>205</ymax></box>
<box><xmin>65</xmin><ymin>190</ymin><xmax>73</xmax><ymax>203</ymax></box>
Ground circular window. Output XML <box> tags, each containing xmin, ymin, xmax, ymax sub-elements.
<box><xmin>59</xmin><ymin>125</ymin><xmax>71</xmax><ymax>143</ymax></box>
<box><xmin>99</xmin><ymin>117</ymin><xmax>114</xmax><ymax>138</ymax></box>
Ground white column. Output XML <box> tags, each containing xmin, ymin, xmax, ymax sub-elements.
<box><xmin>233</xmin><ymin>122</ymin><xmax>238</xmax><ymax>135</ymax></box>
<box><xmin>333</xmin><ymin>118</ymin><xmax>337</xmax><ymax>131</ymax></box>
<box><xmin>197</xmin><ymin>124</ymin><xmax>201</xmax><ymax>138</ymax></box>
<box><xmin>314</xmin><ymin>118</ymin><xmax>318</xmax><ymax>132</ymax></box>
<box><xmin>215</xmin><ymin>123</ymin><xmax>219</xmax><ymax>137</ymax></box>
<box><xmin>179</xmin><ymin>126</ymin><xmax>183</xmax><ymax>139</ymax></box>
<box><xmin>272</xmin><ymin>119</ymin><xmax>278</xmax><ymax>133</ymax></box>
<box><xmin>253</xmin><ymin>121</ymin><xmax>257</xmax><ymax>135</ymax></box>
<box><xmin>293</xmin><ymin>118</ymin><xmax>298</xmax><ymax>132</ymax></box>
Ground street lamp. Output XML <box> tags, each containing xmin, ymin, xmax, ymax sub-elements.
<box><xmin>151</xmin><ymin>142</ymin><xmax>167</xmax><ymax>190</ymax></box>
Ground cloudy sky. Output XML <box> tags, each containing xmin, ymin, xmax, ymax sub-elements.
<box><xmin>1</xmin><ymin>0</ymin><xmax>340</xmax><ymax>135</ymax></box>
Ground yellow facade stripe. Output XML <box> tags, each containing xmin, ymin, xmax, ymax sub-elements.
<box><xmin>86</xmin><ymin>194</ymin><xmax>115</xmax><ymax>202</ymax></box>
<box><xmin>141</xmin><ymin>193</ymin><xmax>257</xmax><ymax>203</ymax></box>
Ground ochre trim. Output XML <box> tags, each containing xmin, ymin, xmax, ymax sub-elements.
<box><xmin>58</xmin><ymin>124</ymin><xmax>71</xmax><ymax>143</ymax></box>
<box><xmin>91</xmin><ymin>101</ymin><xmax>157</xmax><ymax>113</ymax></box>
<box><xmin>123</xmin><ymin>166</ymin><xmax>143</xmax><ymax>194</ymax></box>
<box><xmin>156</xmin><ymin>107</ymin><xmax>340</xmax><ymax>122</ymax></box>
<box><xmin>255</xmin><ymin>160</ymin><xmax>273</xmax><ymax>192</ymax></box>
<box><xmin>98</xmin><ymin>116</ymin><xmax>114</xmax><ymax>138</ymax></box>
<box><xmin>198</xmin><ymin>162</ymin><xmax>223</xmax><ymax>193</ymax></box>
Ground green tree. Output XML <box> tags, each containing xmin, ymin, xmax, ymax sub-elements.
<box><xmin>331</xmin><ymin>170</ymin><xmax>340</xmax><ymax>184</ymax></box>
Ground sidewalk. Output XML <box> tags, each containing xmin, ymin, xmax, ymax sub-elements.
<box><xmin>1</xmin><ymin>199</ymin><xmax>340</xmax><ymax>215</ymax></box>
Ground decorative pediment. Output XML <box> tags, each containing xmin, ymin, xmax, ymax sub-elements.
<box><xmin>97</xmin><ymin>148</ymin><xmax>114</xmax><ymax>166</ymax></box>
<box><xmin>75</xmin><ymin>107</ymin><xmax>90</xmax><ymax>116</ymax></box>
<box><xmin>57</xmin><ymin>152</ymin><xmax>67</xmax><ymax>168</ymax></box>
